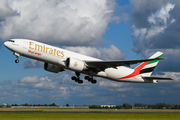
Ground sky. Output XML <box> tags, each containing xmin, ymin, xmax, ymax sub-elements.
<box><xmin>0</xmin><ymin>0</ymin><xmax>180</xmax><ymax>105</ymax></box>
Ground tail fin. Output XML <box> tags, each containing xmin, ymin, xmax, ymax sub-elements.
<box><xmin>135</xmin><ymin>51</ymin><xmax>163</xmax><ymax>77</ymax></box>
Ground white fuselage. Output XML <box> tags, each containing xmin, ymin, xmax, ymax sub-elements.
<box><xmin>4</xmin><ymin>39</ymin><xmax>152</xmax><ymax>83</ymax></box>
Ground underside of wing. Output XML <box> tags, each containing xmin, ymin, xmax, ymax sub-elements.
<box><xmin>142</xmin><ymin>76</ymin><xmax>173</xmax><ymax>80</ymax></box>
<box><xmin>85</xmin><ymin>58</ymin><xmax>164</xmax><ymax>72</ymax></box>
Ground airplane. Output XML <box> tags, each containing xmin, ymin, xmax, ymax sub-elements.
<box><xmin>4</xmin><ymin>39</ymin><xmax>173</xmax><ymax>84</ymax></box>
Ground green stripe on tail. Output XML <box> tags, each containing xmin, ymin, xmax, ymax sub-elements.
<box><xmin>146</xmin><ymin>54</ymin><xmax>163</xmax><ymax>65</ymax></box>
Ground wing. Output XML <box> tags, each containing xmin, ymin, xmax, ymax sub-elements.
<box><xmin>142</xmin><ymin>76</ymin><xmax>173</xmax><ymax>80</ymax></box>
<box><xmin>85</xmin><ymin>58</ymin><xmax>164</xmax><ymax>72</ymax></box>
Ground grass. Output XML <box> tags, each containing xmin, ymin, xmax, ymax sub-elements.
<box><xmin>0</xmin><ymin>108</ymin><xmax>179</xmax><ymax>120</ymax></box>
<box><xmin>0</xmin><ymin>108</ymin><xmax>180</xmax><ymax>112</ymax></box>
<box><xmin>0</xmin><ymin>113</ymin><xmax>179</xmax><ymax>120</ymax></box>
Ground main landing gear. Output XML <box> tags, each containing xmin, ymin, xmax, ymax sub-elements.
<box><xmin>71</xmin><ymin>72</ymin><xmax>97</xmax><ymax>84</ymax></box>
<box><xmin>84</xmin><ymin>76</ymin><xmax>97</xmax><ymax>84</ymax></box>
<box><xmin>13</xmin><ymin>52</ymin><xmax>20</xmax><ymax>63</ymax></box>
<box><xmin>71</xmin><ymin>72</ymin><xmax>83</xmax><ymax>84</ymax></box>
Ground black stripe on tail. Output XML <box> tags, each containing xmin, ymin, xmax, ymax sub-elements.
<box><xmin>140</xmin><ymin>67</ymin><xmax>156</xmax><ymax>74</ymax></box>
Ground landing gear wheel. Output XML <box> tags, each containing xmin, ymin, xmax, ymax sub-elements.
<box><xmin>88</xmin><ymin>78</ymin><xmax>93</xmax><ymax>82</ymax></box>
<box><xmin>78</xmin><ymin>80</ymin><xmax>83</xmax><ymax>84</ymax></box>
<box><xmin>72</xmin><ymin>72</ymin><xmax>84</xmax><ymax>84</ymax></box>
<box><xmin>75</xmin><ymin>78</ymin><xmax>79</xmax><ymax>82</ymax></box>
<box><xmin>84</xmin><ymin>76</ymin><xmax>89</xmax><ymax>80</ymax></box>
<box><xmin>71</xmin><ymin>76</ymin><xmax>76</xmax><ymax>80</ymax></box>
<box><xmin>15</xmin><ymin>59</ymin><xmax>19</xmax><ymax>63</ymax></box>
<box><xmin>91</xmin><ymin>80</ymin><xmax>97</xmax><ymax>84</ymax></box>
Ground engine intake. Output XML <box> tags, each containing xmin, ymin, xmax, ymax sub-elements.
<box><xmin>65</xmin><ymin>58</ymin><xmax>87</xmax><ymax>71</ymax></box>
<box><xmin>44</xmin><ymin>63</ymin><xmax>64</xmax><ymax>73</ymax></box>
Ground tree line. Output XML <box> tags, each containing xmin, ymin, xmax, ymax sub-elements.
<box><xmin>11</xmin><ymin>103</ymin><xmax>58</xmax><ymax>106</ymax></box>
<box><xmin>134</xmin><ymin>103</ymin><xmax>180</xmax><ymax>109</ymax></box>
<box><xmin>7</xmin><ymin>103</ymin><xmax>180</xmax><ymax>109</ymax></box>
<box><xmin>10</xmin><ymin>103</ymin><xmax>72</xmax><ymax>106</ymax></box>
<box><xmin>90</xmin><ymin>103</ymin><xmax>180</xmax><ymax>109</ymax></box>
<box><xmin>89</xmin><ymin>103</ymin><xmax>132</xmax><ymax>109</ymax></box>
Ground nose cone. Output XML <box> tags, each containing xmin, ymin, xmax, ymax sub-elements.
<box><xmin>4</xmin><ymin>41</ymin><xmax>8</xmax><ymax>47</ymax></box>
<box><xmin>4</xmin><ymin>41</ymin><xmax>11</xmax><ymax>49</ymax></box>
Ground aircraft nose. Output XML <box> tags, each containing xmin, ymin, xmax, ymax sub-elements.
<box><xmin>4</xmin><ymin>41</ymin><xmax>10</xmax><ymax>49</ymax></box>
<box><xmin>4</xmin><ymin>41</ymin><xmax>8</xmax><ymax>47</ymax></box>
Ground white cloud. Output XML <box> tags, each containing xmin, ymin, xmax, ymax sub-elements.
<box><xmin>148</xmin><ymin>3</ymin><xmax>175</xmax><ymax>25</ymax></box>
<box><xmin>132</xmin><ymin>25</ymin><xmax>147</xmax><ymax>40</ymax></box>
<box><xmin>100</xmin><ymin>45</ymin><xmax>126</xmax><ymax>60</ymax></box>
<box><xmin>58</xmin><ymin>86</ymin><xmax>68</xmax><ymax>95</ymax></box>
<box><xmin>17</xmin><ymin>75</ymin><xmax>57</xmax><ymax>89</ymax></box>
<box><xmin>34</xmin><ymin>81</ymin><xmax>55</xmax><ymax>89</ymax></box>
<box><xmin>1</xmin><ymin>72</ymin><xmax>180</xmax><ymax>105</ymax></box>
<box><xmin>133</xmin><ymin>2</ymin><xmax>175</xmax><ymax>40</ymax></box>
<box><xmin>131</xmin><ymin>2</ymin><xmax>176</xmax><ymax>54</ymax></box>
<box><xmin>61</xmin><ymin>74</ymin><xmax>72</xmax><ymax>84</ymax></box>
<box><xmin>132</xmin><ymin>3</ymin><xmax>175</xmax><ymax>39</ymax></box>
<box><xmin>148</xmin><ymin>3</ymin><xmax>175</xmax><ymax>24</ymax></box>
<box><xmin>0</xmin><ymin>0</ymin><xmax>118</xmax><ymax>46</ymax></box>
<box><xmin>40</xmin><ymin>77</ymin><xmax>51</xmax><ymax>82</ymax></box>
<box><xmin>117</xmin><ymin>87</ymin><xmax>133</xmax><ymax>92</ymax></box>
<box><xmin>0</xmin><ymin>0</ymin><xmax>16</xmax><ymax>20</ymax></box>
<box><xmin>154</xmin><ymin>72</ymin><xmax>180</xmax><ymax>82</ymax></box>
<box><xmin>64</xmin><ymin>46</ymin><xmax>101</xmax><ymax>58</ymax></box>
<box><xmin>19</xmin><ymin>76</ymin><xmax>39</xmax><ymax>83</ymax></box>
<box><xmin>146</xmin><ymin>3</ymin><xmax>175</xmax><ymax>39</ymax></box>
<box><xmin>34</xmin><ymin>83</ymin><xmax>43</xmax><ymax>88</ymax></box>
<box><xmin>23</xmin><ymin>60</ymin><xmax>43</xmax><ymax>69</ymax></box>
<box><xmin>64</xmin><ymin>45</ymin><xmax>125</xmax><ymax>60</ymax></box>
<box><xmin>99</xmin><ymin>80</ymin><xmax>124</xmax><ymax>87</ymax></box>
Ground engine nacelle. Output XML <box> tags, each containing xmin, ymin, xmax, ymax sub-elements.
<box><xmin>65</xmin><ymin>58</ymin><xmax>87</xmax><ymax>71</ymax></box>
<box><xmin>44</xmin><ymin>63</ymin><xmax>64</xmax><ymax>73</ymax></box>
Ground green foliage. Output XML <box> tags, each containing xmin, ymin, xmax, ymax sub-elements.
<box><xmin>49</xmin><ymin>103</ymin><xmax>57</xmax><ymax>106</ymax></box>
<box><xmin>66</xmin><ymin>104</ymin><xmax>69</xmax><ymax>106</ymax></box>
<box><xmin>123</xmin><ymin>103</ymin><xmax>132</xmax><ymax>109</ymax></box>
<box><xmin>12</xmin><ymin>103</ymin><xmax>58</xmax><ymax>106</ymax></box>
<box><xmin>116</xmin><ymin>105</ymin><xmax>124</xmax><ymax>109</ymax></box>
<box><xmin>24</xmin><ymin>103</ymin><xmax>29</xmax><ymax>106</ymax></box>
<box><xmin>134</xmin><ymin>103</ymin><xmax>180</xmax><ymax>109</ymax></box>
<box><xmin>89</xmin><ymin>105</ymin><xmax>101</xmax><ymax>109</ymax></box>
<box><xmin>11</xmin><ymin>104</ymin><xmax>18</xmax><ymax>106</ymax></box>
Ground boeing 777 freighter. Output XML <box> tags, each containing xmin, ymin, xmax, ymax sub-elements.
<box><xmin>4</xmin><ymin>39</ymin><xmax>173</xmax><ymax>84</ymax></box>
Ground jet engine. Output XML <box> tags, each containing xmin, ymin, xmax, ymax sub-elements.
<box><xmin>65</xmin><ymin>58</ymin><xmax>87</xmax><ymax>71</ymax></box>
<box><xmin>44</xmin><ymin>63</ymin><xmax>64</xmax><ymax>73</ymax></box>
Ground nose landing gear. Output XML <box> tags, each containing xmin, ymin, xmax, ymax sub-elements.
<box><xmin>15</xmin><ymin>59</ymin><xmax>19</xmax><ymax>63</ymax></box>
<box><xmin>13</xmin><ymin>52</ymin><xmax>20</xmax><ymax>63</ymax></box>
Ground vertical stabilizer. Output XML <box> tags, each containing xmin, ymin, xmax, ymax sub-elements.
<box><xmin>136</xmin><ymin>51</ymin><xmax>163</xmax><ymax>76</ymax></box>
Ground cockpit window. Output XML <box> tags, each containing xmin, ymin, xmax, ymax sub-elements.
<box><xmin>8</xmin><ymin>40</ymin><xmax>15</xmax><ymax>42</ymax></box>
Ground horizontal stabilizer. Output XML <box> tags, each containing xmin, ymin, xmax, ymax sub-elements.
<box><xmin>142</xmin><ymin>76</ymin><xmax>173</xmax><ymax>80</ymax></box>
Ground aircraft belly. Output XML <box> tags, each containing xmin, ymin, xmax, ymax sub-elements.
<box><xmin>104</xmin><ymin>76</ymin><xmax>145</xmax><ymax>83</ymax></box>
<box><xmin>105</xmin><ymin>67</ymin><xmax>133</xmax><ymax>79</ymax></box>
<box><xmin>101</xmin><ymin>67</ymin><xmax>145</xmax><ymax>83</ymax></box>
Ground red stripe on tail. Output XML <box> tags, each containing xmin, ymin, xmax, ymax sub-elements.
<box><xmin>118</xmin><ymin>61</ymin><xmax>148</xmax><ymax>79</ymax></box>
